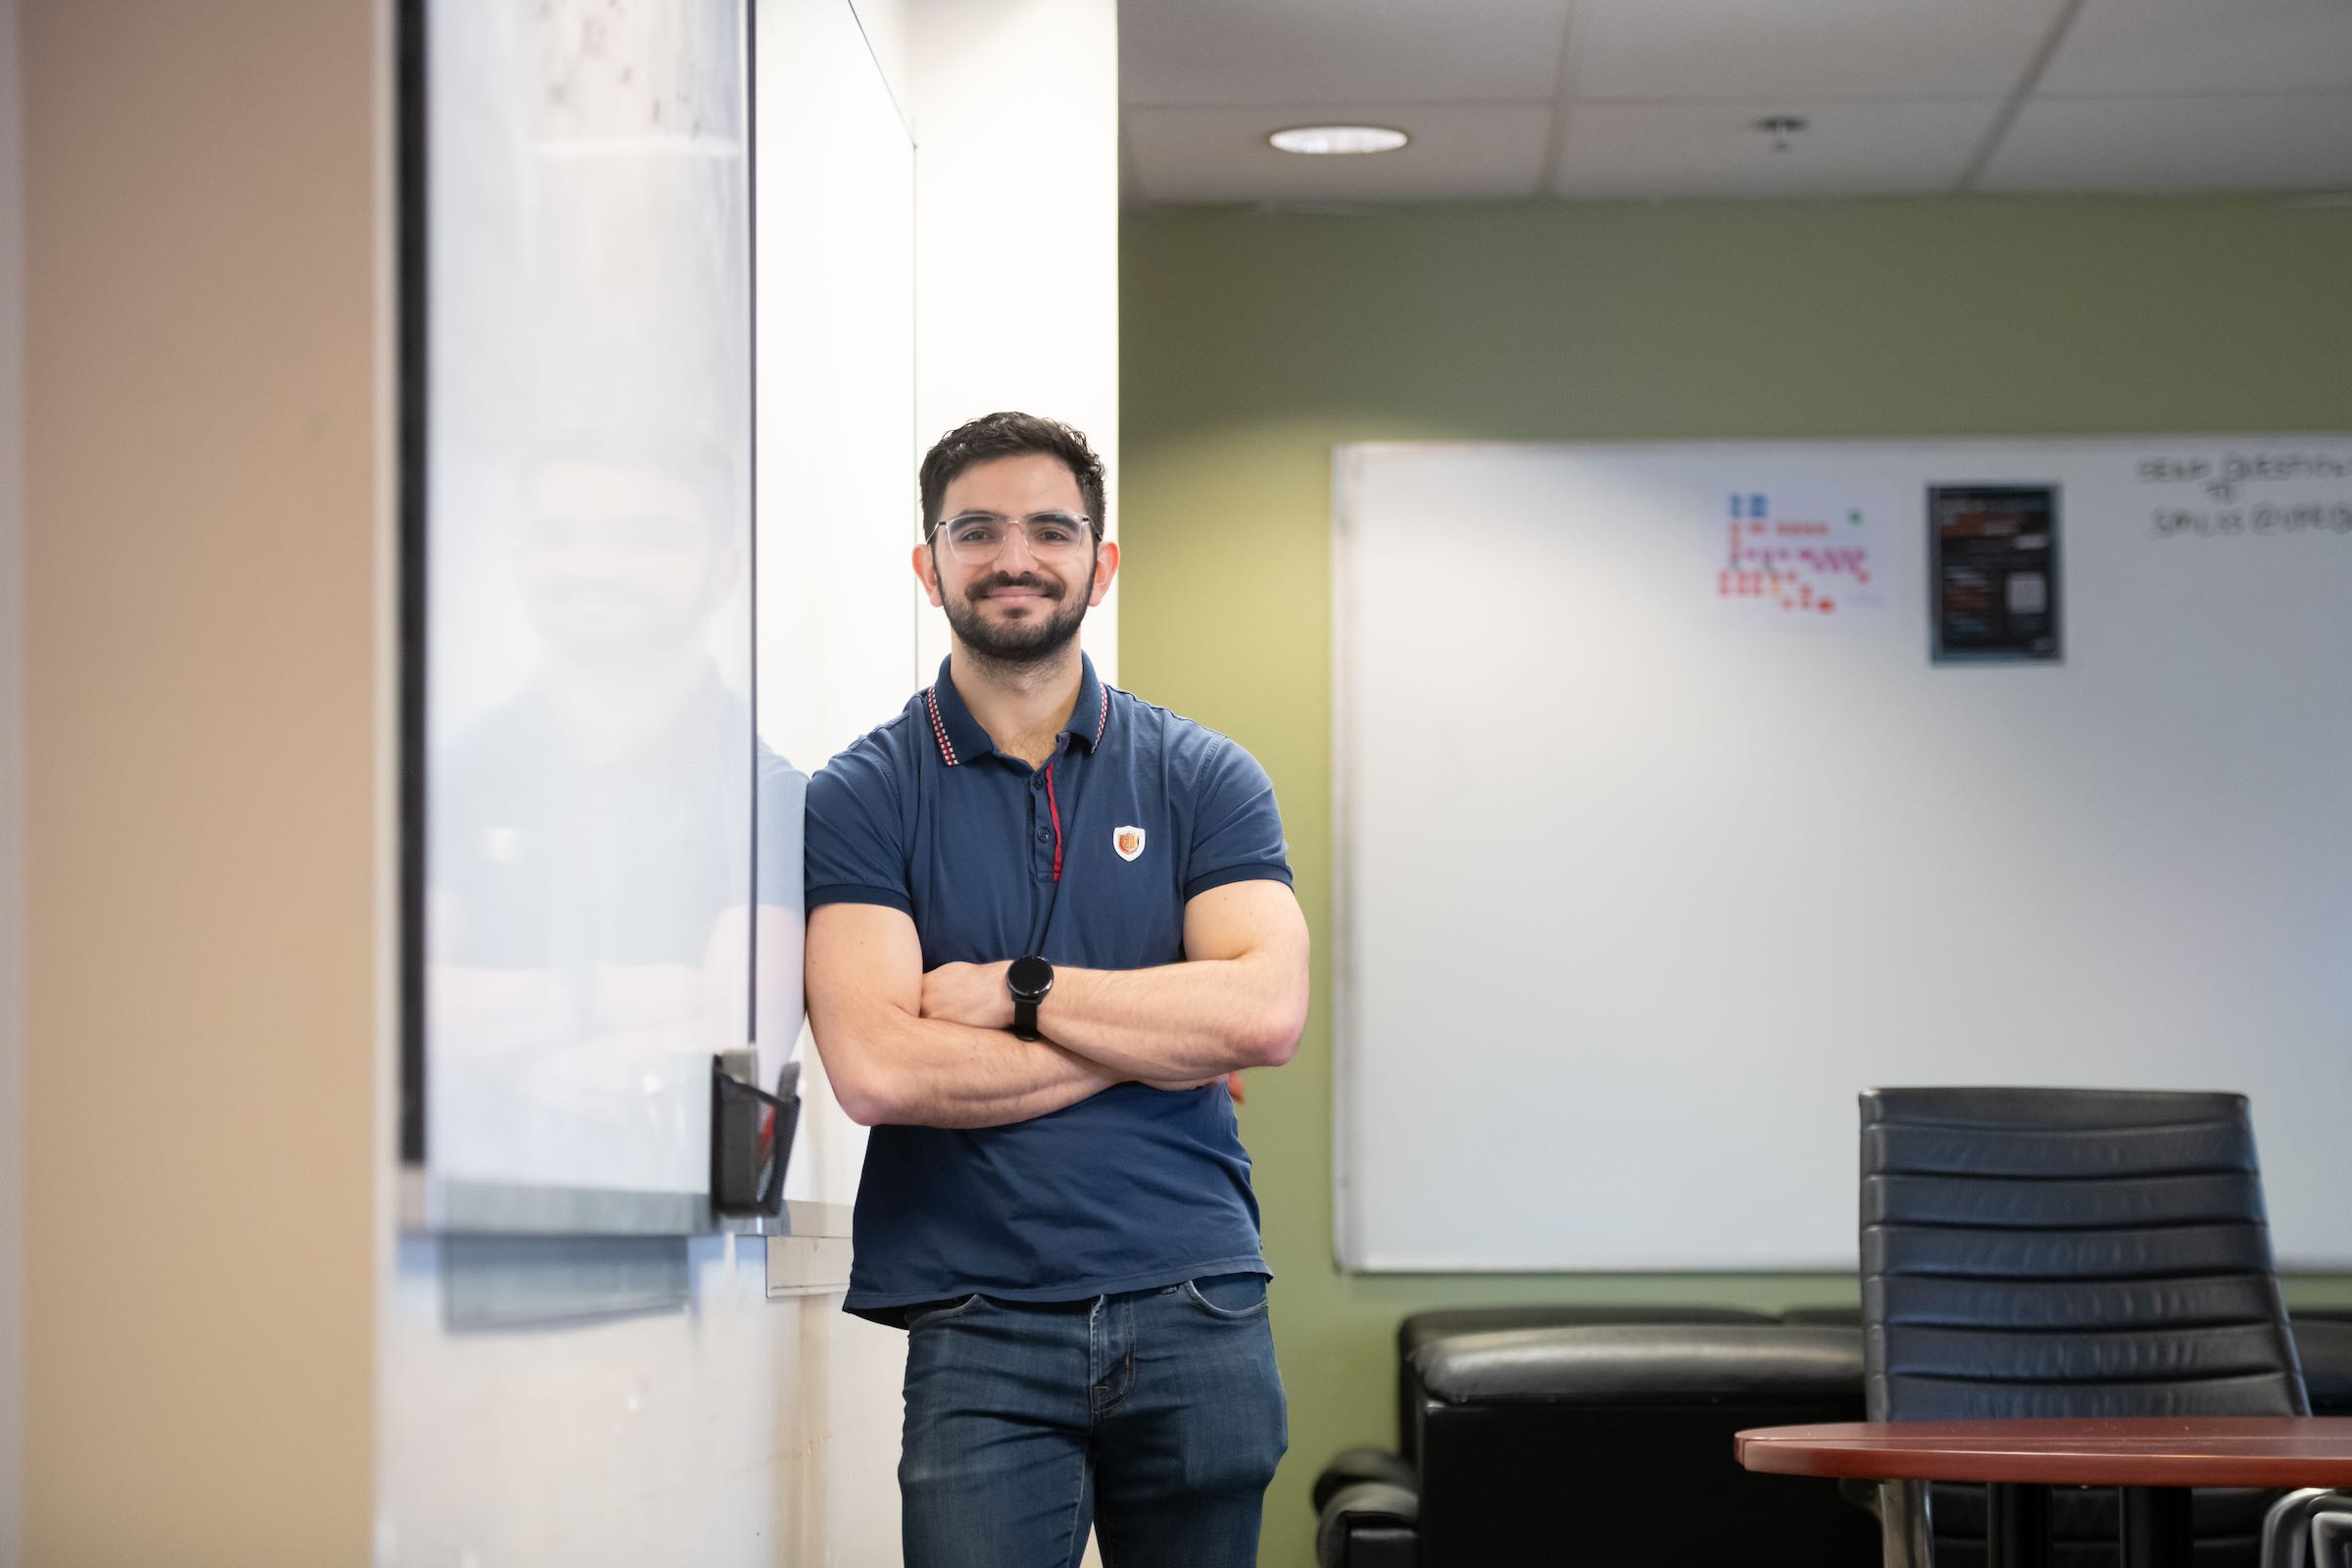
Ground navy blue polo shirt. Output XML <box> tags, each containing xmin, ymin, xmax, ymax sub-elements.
<box><xmin>805</xmin><ymin>653</ymin><xmax>1292</xmax><ymax>1317</ymax></box>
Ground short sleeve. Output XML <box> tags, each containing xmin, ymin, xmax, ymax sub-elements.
<box><xmin>805</xmin><ymin>744</ymin><xmax>913</xmax><ymax>915</ymax></box>
<box><xmin>1184</xmin><ymin>737</ymin><xmax>1294</xmax><ymax>901</ymax></box>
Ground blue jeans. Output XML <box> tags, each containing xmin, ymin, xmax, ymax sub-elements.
<box><xmin>898</xmin><ymin>1273</ymin><xmax>1289</xmax><ymax>1568</ymax></box>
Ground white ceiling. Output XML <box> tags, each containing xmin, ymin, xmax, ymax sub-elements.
<box><xmin>1119</xmin><ymin>0</ymin><xmax>2352</xmax><ymax>204</ymax></box>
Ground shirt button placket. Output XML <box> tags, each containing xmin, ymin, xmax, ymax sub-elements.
<box><xmin>1030</xmin><ymin>781</ymin><xmax>1053</xmax><ymax>879</ymax></box>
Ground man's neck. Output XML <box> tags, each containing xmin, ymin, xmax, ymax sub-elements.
<box><xmin>949</xmin><ymin>640</ymin><xmax>1083</xmax><ymax>767</ymax></box>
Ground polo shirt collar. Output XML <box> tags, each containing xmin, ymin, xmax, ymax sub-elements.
<box><xmin>923</xmin><ymin>652</ymin><xmax>1110</xmax><ymax>768</ymax></box>
<box><xmin>1068</xmin><ymin>654</ymin><xmax>1109</xmax><ymax>753</ymax></box>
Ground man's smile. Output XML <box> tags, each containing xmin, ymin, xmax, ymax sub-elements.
<box><xmin>971</xmin><ymin>574</ymin><xmax>1063</xmax><ymax>609</ymax></box>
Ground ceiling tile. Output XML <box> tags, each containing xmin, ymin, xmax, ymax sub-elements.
<box><xmin>2039</xmin><ymin>0</ymin><xmax>2352</xmax><ymax>96</ymax></box>
<box><xmin>1982</xmin><ymin>94</ymin><xmax>2352</xmax><ymax>191</ymax></box>
<box><xmin>1570</xmin><ymin>0</ymin><xmax>2069</xmax><ymax>102</ymax></box>
<box><xmin>1125</xmin><ymin>103</ymin><xmax>1555</xmax><ymax>204</ymax></box>
<box><xmin>1552</xmin><ymin>99</ymin><xmax>2003</xmax><ymax>198</ymax></box>
<box><xmin>1118</xmin><ymin>0</ymin><xmax>1572</xmax><ymax>109</ymax></box>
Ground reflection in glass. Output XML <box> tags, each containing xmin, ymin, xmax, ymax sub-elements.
<box><xmin>419</xmin><ymin>0</ymin><xmax>794</xmax><ymax>1197</ymax></box>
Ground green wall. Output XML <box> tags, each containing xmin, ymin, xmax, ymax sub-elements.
<box><xmin>1116</xmin><ymin>197</ymin><xmax>2352</xmax><ymax>1568</ymax></box>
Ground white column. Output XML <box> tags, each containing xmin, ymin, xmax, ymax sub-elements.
<box><xmin>907</xmin><ymin>0</ymin><xmax>1119</xmax><ymax>685</ymax></box>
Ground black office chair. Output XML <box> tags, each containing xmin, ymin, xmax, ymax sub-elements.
<box><xmin>2266</xmin><ymin>1490</ymin><xmax>2352</xmax><ymax>1568</ymax></box>
<box><xmin>2316</xmin><ymin>1510</ymin><xmax>2352</xmax><ymax>1568</ymax></box>
<box><xmin>1861</xmin><ymin>1087</ymin><xmax>2309</xmax><ymax>1567</ymax></box>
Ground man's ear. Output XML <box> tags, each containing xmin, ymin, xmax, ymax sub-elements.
<box><xmin>1087</xmin><ymin>539</ymin><xmax>1120</xmax><ymax>608</ymax></box>
<box><xmin>911</xmin><ymin>537</ymin><xmax>946</xmax><ymax>608</ymax></box>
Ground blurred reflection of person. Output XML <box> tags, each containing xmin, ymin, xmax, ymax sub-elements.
<box><xmin>426</xmin><ymin>436</ymin><xmax>801</xmax><ymax>1192</ymax></box>
<box><xmin>803</xmin><ymin>413</ymin><xmax>1310</xmax><ymax>1567</ymax></box>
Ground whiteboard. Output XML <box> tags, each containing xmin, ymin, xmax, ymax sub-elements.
<box><xmin>1332</xmin><ymin>438</ymin><xmax>2352</xmax><ymax>1271</ymax></box>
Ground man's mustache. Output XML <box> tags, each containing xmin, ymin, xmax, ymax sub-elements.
<box><xmin>966</xmin><ymin>572</ymin><xmax>1065</xmax><ymax>602</ymax></box>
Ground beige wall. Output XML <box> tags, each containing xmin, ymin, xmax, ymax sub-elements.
<box><xmin>1</xmin><ymin>0</ymin><xmax>26</xmax><ymax>1556</ymax></box>
<box><xmin>22</xmin><ymin>1</ymin><xmax>378</xmax><ymax>1560</ymax></box>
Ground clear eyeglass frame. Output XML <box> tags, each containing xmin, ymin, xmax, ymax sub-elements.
<box><xmin>930</xmin><ymin>511</ymin><xmax>1098</xmax><ymax>566</ymax></box>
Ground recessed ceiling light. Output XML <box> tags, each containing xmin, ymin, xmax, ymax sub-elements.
<box><xmin>1268</xmin><ymin>124</ymin><xmax>1409</xmax><ymax>157</ymax></box>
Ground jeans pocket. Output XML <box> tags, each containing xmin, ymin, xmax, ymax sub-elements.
<box><xmin>1178</xmin><ymin>1272</ymin><xmax>1270</xmax><ymax>1319</ymax></box>
<box><xmin>905</xmin><ymin>1292</ymin><xmax>987</xmax><ymax>1331</ymax></box>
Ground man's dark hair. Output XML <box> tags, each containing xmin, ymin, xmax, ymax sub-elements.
<box><xmin>919</xmin><ymin>412</ymin><xmax>1106</xmax><ymax>542</ymax></box>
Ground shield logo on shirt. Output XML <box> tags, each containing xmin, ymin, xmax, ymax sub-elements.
<box><xmin>1113</xmin><ymin>825</ymin><xmax>1147</xmax><ymax>861</ymax></box>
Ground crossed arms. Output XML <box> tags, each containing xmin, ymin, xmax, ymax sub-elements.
<box><xmin>805</xmin><ymin>879</ymin><xmax>1310</xmax><ymax>1129</ymax></box>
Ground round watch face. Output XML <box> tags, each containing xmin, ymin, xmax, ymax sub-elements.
<box><xmin>1007</xmin><ymin>956</ymin><xmax>1054</xmax><ymax>1000</ymax></box>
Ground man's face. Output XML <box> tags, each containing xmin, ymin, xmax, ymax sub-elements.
<box><xmin>915</xmin><ymin>452</ymin><xmax>1117</xmax><ymax>666</ymax></box>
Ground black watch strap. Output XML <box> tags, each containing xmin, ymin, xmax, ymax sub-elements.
<box><xmin>1007</xmin><ymin>955</ymin><xmax>1054</xmax><ymax>1042</ymax></box>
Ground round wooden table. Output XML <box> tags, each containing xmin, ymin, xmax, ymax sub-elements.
<box><xmin>1735</xmin><ymin>1417</ymin><xmax>2352</xmax><ymax>1568</ymax></box>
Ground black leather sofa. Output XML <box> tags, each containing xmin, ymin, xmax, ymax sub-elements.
<box><xmin>1312</xmin><ymin>1307</ymin><xmax>2352</xmax><ymax>1568</ymax></box>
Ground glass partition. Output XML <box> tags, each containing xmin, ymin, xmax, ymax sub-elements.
<box><xmin>401</xmin><ymin>0</ymin><xmax>785</xmax><ymax>1227</ymax></box>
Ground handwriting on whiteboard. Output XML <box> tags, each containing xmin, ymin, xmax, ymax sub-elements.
<box><xmin>2136</xmin><ymin>450</ymin><xmax>2352</xmax><ymax>539</ymax></box>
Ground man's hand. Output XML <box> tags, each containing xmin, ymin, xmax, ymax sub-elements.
<box><xmin>906</xmin><ymin>882</ymin><xmax>1308</xmax><ymax>1090</ymax></box>
<box><xmin>806</xmin><ymin>906</ymin><xmax>1121</xmax><ymax>1129</ymax></box>
<box><xmin>914</xmin><ymin>873</ymin><xmax>1310</xmax><ymax>1093</ymax></box>
<box><xmin>919</xmin><ymin>959</ymin><xmax>1014</xmax><ymax>1032</ymax></box>
<box><xmin>921</xmin><ymin>959</ymin><xmax>1217</xmax><ymax>1092</ymax></box>
<box><xmin>1025</xmin><ymin>881</ymin><xmax>1309</xmax><ymax>1084</ymax></box>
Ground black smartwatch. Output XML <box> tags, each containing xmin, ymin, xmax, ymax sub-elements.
<box><xmin>1006</xmin><ymin>955</ymin><xmax>1055</xmax><ymax>1041</ymax></box>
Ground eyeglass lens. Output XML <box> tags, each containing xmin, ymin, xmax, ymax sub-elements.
<box><xmin>937</xmin><ymin>513</ymin><xmax>1093</xmax><ymax>564</ymax></box>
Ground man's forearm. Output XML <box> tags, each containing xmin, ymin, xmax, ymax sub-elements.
<box><xmin>819</xmin><ymin>1008</ymin><xmax>1121</xmax><ymax>1129</ymax></box>
<box><xmin>1037</xmin><ymin>956</ymin><xmax>1303</xmax><ymax>1082</ymax></box>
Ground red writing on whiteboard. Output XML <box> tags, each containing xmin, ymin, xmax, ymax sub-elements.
<box><xmin>1721</xmin><ymin>512</ymin><xmax>1872</xmax><ymax>614</ymax></box>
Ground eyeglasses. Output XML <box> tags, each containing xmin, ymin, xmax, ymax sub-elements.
<box><xmin>929</xmin><ymin>511</ymin><xmax>1097</xmax><ymax>566</ymax></box>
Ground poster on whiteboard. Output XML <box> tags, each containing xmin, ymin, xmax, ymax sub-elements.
<box><xmin>1715</xmin><ymin>488</ymin><xmax>1887</xmax><ymax>620</ymax></box>
<box><xmin>1931</xmin><ymin>484</ymin><xmax>2063</xmax><ymax>662</ymax></box>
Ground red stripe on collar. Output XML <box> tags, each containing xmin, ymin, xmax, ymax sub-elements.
<box><xmin>924</xmin><ymin>685</ymin><xmax>959</xmax><ymax>766</ymax></box>
<box><xmin>1094</xmin><ymin>683</ymin><xmax>1109</xmax><ymax>747</ymax></box>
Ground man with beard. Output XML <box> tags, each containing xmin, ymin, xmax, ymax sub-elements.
<box><xmin>802</xmin><ymin>412</ymin><xmax>1309</xmax><ymax>1568</ymax></box>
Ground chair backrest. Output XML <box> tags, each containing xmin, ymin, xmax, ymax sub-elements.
<box><xmin>1861</xmin><ymin>1087</ymin><xmax>2308</xmax><ymax>1422</ymax></box>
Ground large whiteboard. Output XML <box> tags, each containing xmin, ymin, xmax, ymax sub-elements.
<box><xmin>1333</xmin><ymin>438</ymin><xmax>2352</xmax><ymax>1271</ymax></box>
